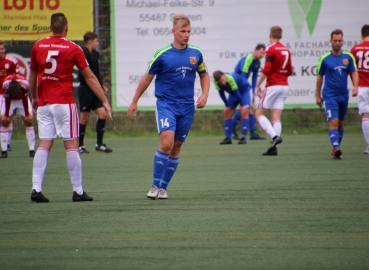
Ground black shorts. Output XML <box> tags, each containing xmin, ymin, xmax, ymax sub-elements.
<box><xmin>78</xmin><ymin>85</ymin><xmax>103</xmax><ymax>112</ymax></box>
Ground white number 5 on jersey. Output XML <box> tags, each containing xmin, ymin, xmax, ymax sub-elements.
<box><xmin>45</xmin><ymin>50</ymin><xmax>59</xmax><ymax>74</ymax></box>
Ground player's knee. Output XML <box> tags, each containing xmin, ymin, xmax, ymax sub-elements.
<box><xmin>1</xmin><ymin>119</ymin><xmax>10</xmax><ymax>127</ymax></box>
<box><xmin>24</xmin><ymin>117</ymin><xmax>33</xmax><ymax>126</ymax></box>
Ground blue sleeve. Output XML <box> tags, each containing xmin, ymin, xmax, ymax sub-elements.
<box><xmin>251</xmin><ymin>68</ymin><xmax>257</xmax><ymax>93</ymax></box>
<box><xmin>218</xmin><ymin>90</ymin><xmax>229</xmax><ymax>107</ymax></box>
<box><xmin>147</xmin><ymin>56</ymin><xmax>162</xmax><ymax>75</ymax></box>
<box><xmin>234</xmin><ymin>59</ymin><xmax>243</xmax><ymax>74</ymax></box>
<box><xmin>349</xmin><ymin>57</ymin><xmax>357</xmax><ymax>73</ymax></box>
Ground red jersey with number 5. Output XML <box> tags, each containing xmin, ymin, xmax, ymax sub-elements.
<box><xmin>30</xmin><ymin>36</ymin><xmax>88</xmax><ymax>106</ymax></box>
<box><xmin>350</xmin><ymin>41</ymin><xmax>369</xmax><ymax>87</ymax></box>
<box><xmin>262</xmin><ymin>42</ymin><xmax>293</xmax><ymax>87</ymax></box>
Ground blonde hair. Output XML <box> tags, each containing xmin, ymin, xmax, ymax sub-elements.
<box><xmin>270</xmin><ymin>26</ymin><xmax>282</xmax><ymax>39</ymax></box>
<box><xmin>172</xmin><ymin>14</ymin><xmax>190</xmax><ymax>28</ymax></box>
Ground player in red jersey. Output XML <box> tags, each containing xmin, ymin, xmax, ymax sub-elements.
<box><xmin>0</xmin><ymin>75</ymin><xmax>35</xmax><ymax>158</ymax></box>
<box><xmin>0</xmin><ymin>40</ymin><xmax>19</xmax><ymax>152</ymax></box>
<box><xmin>255</xmin><ymin>26</ymin><xmax>293</xmax><ymax>156</ymax></box>
<box><xmin>350</xmin><ymin>24</ymin><xmax>369</xmax><ymax>154</ymax></box>
<box><xmin>29</xmin><ymin>13</ymin><xmax>112</xmax><ymax>203</ymax></box>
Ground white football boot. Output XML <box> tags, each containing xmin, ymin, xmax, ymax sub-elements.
<box><xmin>157</xmin><ymin>188</ymin><xmax>168</xmax><ymax>199</ymax></box>
<box><xmin>364</xmin><ymin>146</ymin><xmax>369</xmax><ymax>154</ymax></box>
<box><xmin>146</xmin><ymin>186</ymin><xmax>159</xmax><ymax>199</ymax></box>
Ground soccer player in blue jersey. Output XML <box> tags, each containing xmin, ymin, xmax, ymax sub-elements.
<box><xmin>213</xmin><ymin>70</ymin><xmax>251</xmax><ymax>144</ymax></box>
<box><xmin>233</xmin><ymin>44</ymin><xmax>266</xmax><ymax>141</ymax></box>
<box><xmin>316</xmin><ymin>29</ymin><xmax>358</xmax><ymax>159</ymax></box>
<box><xmin>127</xmin><ymin>15</ymin><xmax>210</xmax><ymax>199</ymax></box>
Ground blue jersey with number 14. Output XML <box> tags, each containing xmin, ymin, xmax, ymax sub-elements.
<box><xmin>147</xmin><ymin>44</ymin><xmax>208</xmax><ymax>103</ymax></box>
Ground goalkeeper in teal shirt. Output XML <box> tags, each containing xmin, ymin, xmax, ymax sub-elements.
<box><xmin>233</xmin><ymin>44</ymin><xmax>266</xmax><ymax>140</ymax></box>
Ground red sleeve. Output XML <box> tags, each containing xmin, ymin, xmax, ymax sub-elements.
<box><xmin>262</xmin><ymin>48</ymin><xmax>273</xmax><ymax>76</ymax></box>
<box><xmin>75</xmin><ymin>46</ymin><xmax>88</xmax><ymax>70</ymax></box>
<box><xmin>30</xmin><ymin>45</ymin><xmax>38</xmax><ymax>71</ymax></box>
<box><xmin>21</xmin><ymin>94</ymin><xmax>30</xmax><ymax>117</ymax></box>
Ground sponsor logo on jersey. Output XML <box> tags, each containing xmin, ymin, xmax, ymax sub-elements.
<box><xmin>190</xmin><ymin>57</ymin><xmax>197</xmax><ymax>65</ymax></box>
<box><xmin>343</xmin><ymin>59</ymin><xmax>349</xmax><ymax>65</ymax></box>
<box><xmin>4</xmin><ymin>64</ymin><xmax>9</xmax><ymax>69</ymax></box>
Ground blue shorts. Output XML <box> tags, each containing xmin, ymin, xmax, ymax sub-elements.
<box><xmin>323</xmin><ymin>94</ymin><xmax>348</xmax><ymax>121</ymax></box>
<box><xmin>156</xmin><ymin>100</ymin><xmax>194</xmax><ymax>142</ymax></box>
<box><xmin>227</xmin><ymin>90</ymin><xmax>251</xmax><ymax>110</ymax></box>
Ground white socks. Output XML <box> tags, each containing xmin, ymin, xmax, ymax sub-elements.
<box><xmin>26</xmin><ymin>127</ymin><xmax>36</xmax><ymax>151</ymax></box>
<box><xmin>67</xmin><ymin>149</ymin><xmax>83</xmax><ymax>195</ymax></box>
<box><xmin>362</xmin><ymin>118</ymin><xmax>369</xmax><ymax>146</ymax></box>
<box><xmin>273</xmin><ymin>120</ymin><xmax>282</xmax><ymax>136</ymax></box>
<box><xmin>258</xmin><ymin>115</ymin><xmax>277</xmax><ymax>139</ymax></box>
<box><xmin>8</xmin><ymin>122</ymin><xmax>13</xmax><ymax>146</ymax></box>
<box><xmin>32</xmin><ymin>147</ymin><xmax>49</xmax><ymax>192</ymax></box>
<box><xmin>0</xmin><ymin>126</ymin><xmax>8</xmax><ymax>151</ymax></box>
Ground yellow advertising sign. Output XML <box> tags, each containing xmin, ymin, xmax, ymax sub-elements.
<box><xmin>0</xmin><ymin>0</ymin><xmax>93</xmax><ymax>40</ymax></box>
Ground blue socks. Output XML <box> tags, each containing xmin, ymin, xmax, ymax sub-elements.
<box><xmin>153</xmin><ymin>150</ymin><xmax>169</xmax><ymax>187</ymax></box>
<box><xmin>160</xmin><ymin>157</ymin><xmax>180</xmax><ymax>190</ymax></box>
<box><xmin>338</xmin><ymin>129</ymin><xmax>344</xmax><ymax>145</ymax></box>
<box><xmin>241</xmin><ymin>119</ymin><xmax>249</xmax><ymax>137</ymax></box>
<box><xmin>328</xmin><ymin>129</ymin><xmax>340</xmax><ymax>149</ymax></box>
<box><xmin>224</xmin><ymin>119</ymin><xmax>233</xmax><ymax>139</ymax></box>
<box><xmin>232</xmin><ymin>110</ymin><xmax>241</xmax><ymax>130</ymax></box>
<box><xmin>249</xmin><ymin>114</ymin><xmax>256</xmax><ymax>136</ymax></box>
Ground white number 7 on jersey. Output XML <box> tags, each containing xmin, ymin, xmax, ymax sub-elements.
<box><xmin>281</xmin><ymin>51</ymin><xmax>289</xmax><ymax>69</ymax></box>
<box><xmin>160</xmin><ymin>118</ymin><xmax>170</xmax><ymax>128</ymax></box>
<box><xmin>45</xmin><ymin>50</ymin><xmax>59</xmax><ymax>74</ymax></box>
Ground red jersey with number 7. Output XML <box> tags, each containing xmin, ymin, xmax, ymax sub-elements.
<box><xmin>30</xmin><ymin>36</ymin><xmax>88</xmax><ymax>106</ymax></box>
<box><xmin>350</xmin><ymin>41</ymin><xmax>369</xmax><ymax>87</ymax></box>
<box><xmin>262</xmin><ymin>42</ymin><xmax>293</xmax><ymax>87</ymax></box>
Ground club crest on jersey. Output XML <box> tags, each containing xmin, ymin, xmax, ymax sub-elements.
<box><xmin>4</xmin><ymin>64</ymin><xmax>9</xmax><ymax>69</ymax></box>
<box><xmin>343</xmin><ymin>59</ymin><xmax>349</xmax><ymax>65</ymax></box>
<box><xmin>190</xmin><ymin>57</ymin><xmax>197</xmax><ymax>65</ymax></box>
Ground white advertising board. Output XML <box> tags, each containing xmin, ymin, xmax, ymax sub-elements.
<box><xmin>111</xmin><ymin>0</ymin><xmax>368</xmax><ymax>111</ymax></box>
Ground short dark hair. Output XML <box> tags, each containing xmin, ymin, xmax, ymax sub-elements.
<box><xmin>361</xmin><ymin>24</ymin><xmax>369</xmax><ymax>38</ymax></box>
<box><xmin>213</xmin><ymin>70</ymin><xmax>224</xmax><ymax>81</ymax></box>
<box><xmin>270</xmin><ymin>26</ymin><xmax>282</xmax><ymax>39</ymax></box>
<box><xmin>255</xmin><ymin>44</ymin><xmax>266</xmax><ymax>50</ymax></box>
<box><xmin>8</xmin><ymin>80</ymin><xmax>21</xmax><ymax>97</ymax></box>
<box><xmin>51</xmin><ymin>13</ymin><xmax>67</xmax><ymax>34</ymax></box>
<box><xmin>331</xmin><ymin>29</ymin><xmax>343</xmax><ymax>39</ymax></box>
<box><xmin>83</xmin><ymin>32</ymin><xmax>99</xmax><ymax>44</ymax></box>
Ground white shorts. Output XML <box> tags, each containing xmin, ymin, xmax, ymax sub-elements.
<box><xmin>0</xmin><ymin>97</ymin><xmax>33</xmax><ymax>117</ymax></box>
<box><xmin>357</xmin><ymin>87</ymin><xmax>369</xmax><ymax>115</ymax></box>
<box><xmin>37</xmin><ymin>103</ymin><xmax>79</xmax><ymax>140</ymax></box>
<box><xmin>258</xmin><ymin>85</ymin><xmax>289</xmax><ymax>110</ymax></box>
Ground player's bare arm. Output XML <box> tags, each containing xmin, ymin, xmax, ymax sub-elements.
<box><xmin>196</xmin><ymin>72</ymin><xmax>210</xmax><ymax>109</ymax></box>
<box><xmin>351</xmin><ymin>71</ymin><xmax>359</xmax><ymax>97</ymax></box>
<box><xmin>80</xmin><ymin>67</ymin><xmax>113</xmax><ymax>120</ymax></box>
<box><xmin>29</xmin><ymin>69</ymin><xmax>39</xmax><ymax>113</ymax></box>
<box><xmin>316</xmin><ymin>74</ymin><xmax>323</xmax><ymax>107</ymax></box>
<box><xmin>127</xmin><ymin>73</ymin><xmax>155</xmax><ymax>119</ymax></box>
<box><xmin>256</xmin><ymin>73</ymin><xmax>267</xmax><ymax>98</ymax></box>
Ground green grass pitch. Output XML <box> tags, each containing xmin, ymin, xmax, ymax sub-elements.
<box><xmin>0</xmin><ymin>134</ymin><xmax>368</xmax><ymax>269</ymax></box>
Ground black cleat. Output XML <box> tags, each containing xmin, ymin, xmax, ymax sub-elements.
<box><xmin>220</xmin><ymin>138</ymin><xmax>232</xmax><ymax>145</ymax></box>
<box><xmin>72</xmin><ymin>191</ymin><xmax>93</xmax><ymax>202</ymax></box>
<box><xmin>7</xmin><ymin>144</ymin><xmax>11</xmax><ymax>151</ymax></box>
<box><xmin>79</xmin><ymin>146</ymin><xmax>90</xmax><ymax>154</ymax></box>
<box><xmin>0</xmin><ymin>151</ymin><xmax>8</xmax><ymax>158</ymax></box>
<box><xmin>29</xmin><ymin>150</ymin><xmax>35</xmax><ymax>158</ymax></box>
<box><xmin>30</xmin><ymin>189</ymin><xmax>49</xmax><ymax>203</ymax></box>
<box><xmin>331</xmin><ymin>148</ymin><xmax>342</xmax><ymax>160</ymax></box>
<box><xmin>238</xmin><ymin>137</ymin><xmax>247</xmax><ymax>144</ymax></box>
<box><xmin>263</xmin><ymin>148</ymin><xmax>278</xmax><ymax>156</ymax></box>
<box><xmin>95</xmin><ymin>144</ymin><xmax>112</xmax><ymax>153</ymax></box>
<box><xmin>250</xmin><ymin>133</ymin><xmax>266</xmax><ymax>140</ymax></box>
<box><xmin>271</xmin><ymin>136</ymin><xmax>283</xmax><ymax>148</ymax></box>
